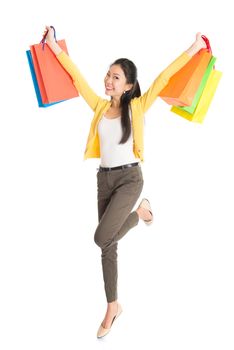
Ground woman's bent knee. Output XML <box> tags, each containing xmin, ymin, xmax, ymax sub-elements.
<box><xmin>94</xmin><ymin>228</ymin><xmax>103</xmax><ymax>248</ymax></box>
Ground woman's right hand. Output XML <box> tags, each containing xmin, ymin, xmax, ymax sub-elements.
<box><xmin>42</xmin><ymin>25</ymin><xmax>62</xmax><ymax>56</ymax></box>
<box><xmin>43</xmin><ymin>25</ymin><xmax>55</xmax><ymax>43</ymax></box>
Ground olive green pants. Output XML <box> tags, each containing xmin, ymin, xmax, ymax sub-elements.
<box><xmin>94</xmin><ymin>164</ymin><xmax>144</xmax><ymax>302</ymax></box>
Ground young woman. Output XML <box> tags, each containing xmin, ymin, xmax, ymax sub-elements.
<box><xmin>44</xmin><ymin>26</ymin><xmax>207</xmax><ymax>338</ymax></box>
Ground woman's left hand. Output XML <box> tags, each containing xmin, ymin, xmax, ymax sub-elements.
<box><xmin>194</xmin><ymin>32</ymin><xmax>208</xmax><ymax>51</ymax></box>
<box><xmin>186</xmin><ymin>32</ymin><xmax>209</xmax><ymax>56</ymax></box>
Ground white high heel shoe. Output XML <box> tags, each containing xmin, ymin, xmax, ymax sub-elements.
<box><xmin>138</xmin><ymin>198</ymin><xmax>154</xmax><ymax>225</ymax></box>
<box><xmin>97</xmin><ymin>304</ymin><xmax>123</xmax><ymax>339</ymax></box>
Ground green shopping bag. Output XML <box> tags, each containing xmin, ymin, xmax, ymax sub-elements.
<box><xmin>170</xmin><ymin>69</ymin><xmax>222</xmax><ymax>123</ymax></box>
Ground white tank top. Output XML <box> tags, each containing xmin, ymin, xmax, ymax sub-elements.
<box><xmin>97</xmin><ymin>114</ymin><xmax>140</xmax><ymax>167</ymax></box>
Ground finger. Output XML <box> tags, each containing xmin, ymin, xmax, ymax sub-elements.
<box><xmin>196</xmin><ymin>32</ymin><xmax>201</xmax><ymax>40</ymax></box>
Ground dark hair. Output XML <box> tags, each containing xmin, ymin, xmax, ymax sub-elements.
<box><xmin>111</xmin><ymin>58</ymin><xmax>141</xmax><ymax>144</ymax></box>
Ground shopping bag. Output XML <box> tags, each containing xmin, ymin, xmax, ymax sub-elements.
<box><xmin>26</xmin><ymin>50</ymin><xmax>64</xmax><ymax>107</ymax></box>
<box><xmin>159</xmin><ymin>49</ymin><xmax>212</xmax><ymax>106</ymax></box>
<box><xmin>28</xmin><ymin>27</ymin><xmax>79</xmax><ymax>105</ymax></box>
<box><xmin>170</xmin><ymin>69</ymin><xmax>222</xmax><ymax>123</ymax></box>
<box><xmin>177</xmin><ymin>56</ymin><xmax>216</xmax><ymax>114</ymax></box>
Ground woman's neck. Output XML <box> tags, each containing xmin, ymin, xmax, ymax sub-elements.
<box><xmin>111</xmin><ymin>97</ymin><xmax>121</xmax><ymax>108</ymax></box>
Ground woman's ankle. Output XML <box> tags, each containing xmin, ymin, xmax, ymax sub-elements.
<box><xmin>107</xmin><ymin>300</ymin><xmax>118</xmax><ymax>310</ymax></box>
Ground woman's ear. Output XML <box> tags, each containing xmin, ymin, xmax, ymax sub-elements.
<box><xmin>125</xmin><ymin>83</ymin><xmax>134</xmax><ymax>92</ymax></box>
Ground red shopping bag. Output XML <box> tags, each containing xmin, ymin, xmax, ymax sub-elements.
<box><xmin>29</xmin><ymin>27</ymin><xmax>79</xmax><ymax>104</ymax></box>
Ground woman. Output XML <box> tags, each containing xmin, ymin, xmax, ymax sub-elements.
<box><xmin>44</xmin><ymin>26</ymin><xmax>207</xmax><ymax>338</ymax></box>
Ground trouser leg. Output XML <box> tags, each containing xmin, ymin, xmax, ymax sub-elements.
<box><xmin>94</xmin><ymin>166</ymin><xmax>144</xmax><ymax>302</ymax></box>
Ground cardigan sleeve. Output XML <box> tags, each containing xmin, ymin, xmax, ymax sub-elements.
<box><xmin>139</xmin><ymin>52</ymin><xmax>191</xmax><ymax>113</ymax></box>
<box><xmin>56</xmin><ymin>51</ymin><xmax>101</xmax><ymax>111</ymax></box>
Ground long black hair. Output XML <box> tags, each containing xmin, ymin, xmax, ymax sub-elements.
<box><xmin>110</xmin><ymin>58</ymin><xmax>141</xmax><ymax>144</ymax></box>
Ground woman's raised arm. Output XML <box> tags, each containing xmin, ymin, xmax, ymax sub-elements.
<box><xmin>138</xmin><ymin>32</ymin><xmax>208</xmax><ymax>113</ymax></box>
<box><xmin>45</xmin><ymin>26</ymin><xmax>101</xmax><ymax>111</ymax></box>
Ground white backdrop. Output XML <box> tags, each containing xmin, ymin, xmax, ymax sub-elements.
<box><xmin>0</xmin><ymin>0</ymin><xmax>233</xmax><ymax>349</ymax></box>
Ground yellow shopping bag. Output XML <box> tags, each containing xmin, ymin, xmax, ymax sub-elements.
<box><xmin>170</xmin><ymin>70</ymin><xmax>222</xmax><ymax>123</ymax></box>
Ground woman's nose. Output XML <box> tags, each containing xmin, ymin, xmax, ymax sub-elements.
<box><xmin>105</xmin><ymin>76</ymin><xmax>112</xmax><ymax>84</ymax></box>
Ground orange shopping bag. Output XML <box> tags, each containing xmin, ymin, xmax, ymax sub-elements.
<box><xmin>159</xmin><ymin>48</ymin><xmax>212</xmax><ymax>106</ymax></box>
<box><xmin>29</xmin><ymin>27</ymin><xmax>79</xmax><ymax>104</ymax></box>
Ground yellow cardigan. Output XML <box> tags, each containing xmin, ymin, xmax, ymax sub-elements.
<box><xmin>57</xmin><ymin>50</ymin><xmax>191</xmax><ymax>162</ymax></box>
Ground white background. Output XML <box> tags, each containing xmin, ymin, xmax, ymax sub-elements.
<box><xmin>0</xmin><ymin>0</ymin><xmax>233</xmax><ymax>349</ymax></box>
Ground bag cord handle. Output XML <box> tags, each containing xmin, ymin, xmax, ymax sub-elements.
<box><xmin>201</xmin><ymin>35</ymin><xmax>215</xmax><ymax>69</ymax></box>
<box><xmin>201</xmin><ymin>35</ymin><xmax>212</xmax><ymax>53</ymax></box>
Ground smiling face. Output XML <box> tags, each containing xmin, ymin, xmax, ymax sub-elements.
<box><xmin>104</xmin><ymin>64</ymin><xmax>133</xmax><ymax>98</ymax></box>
